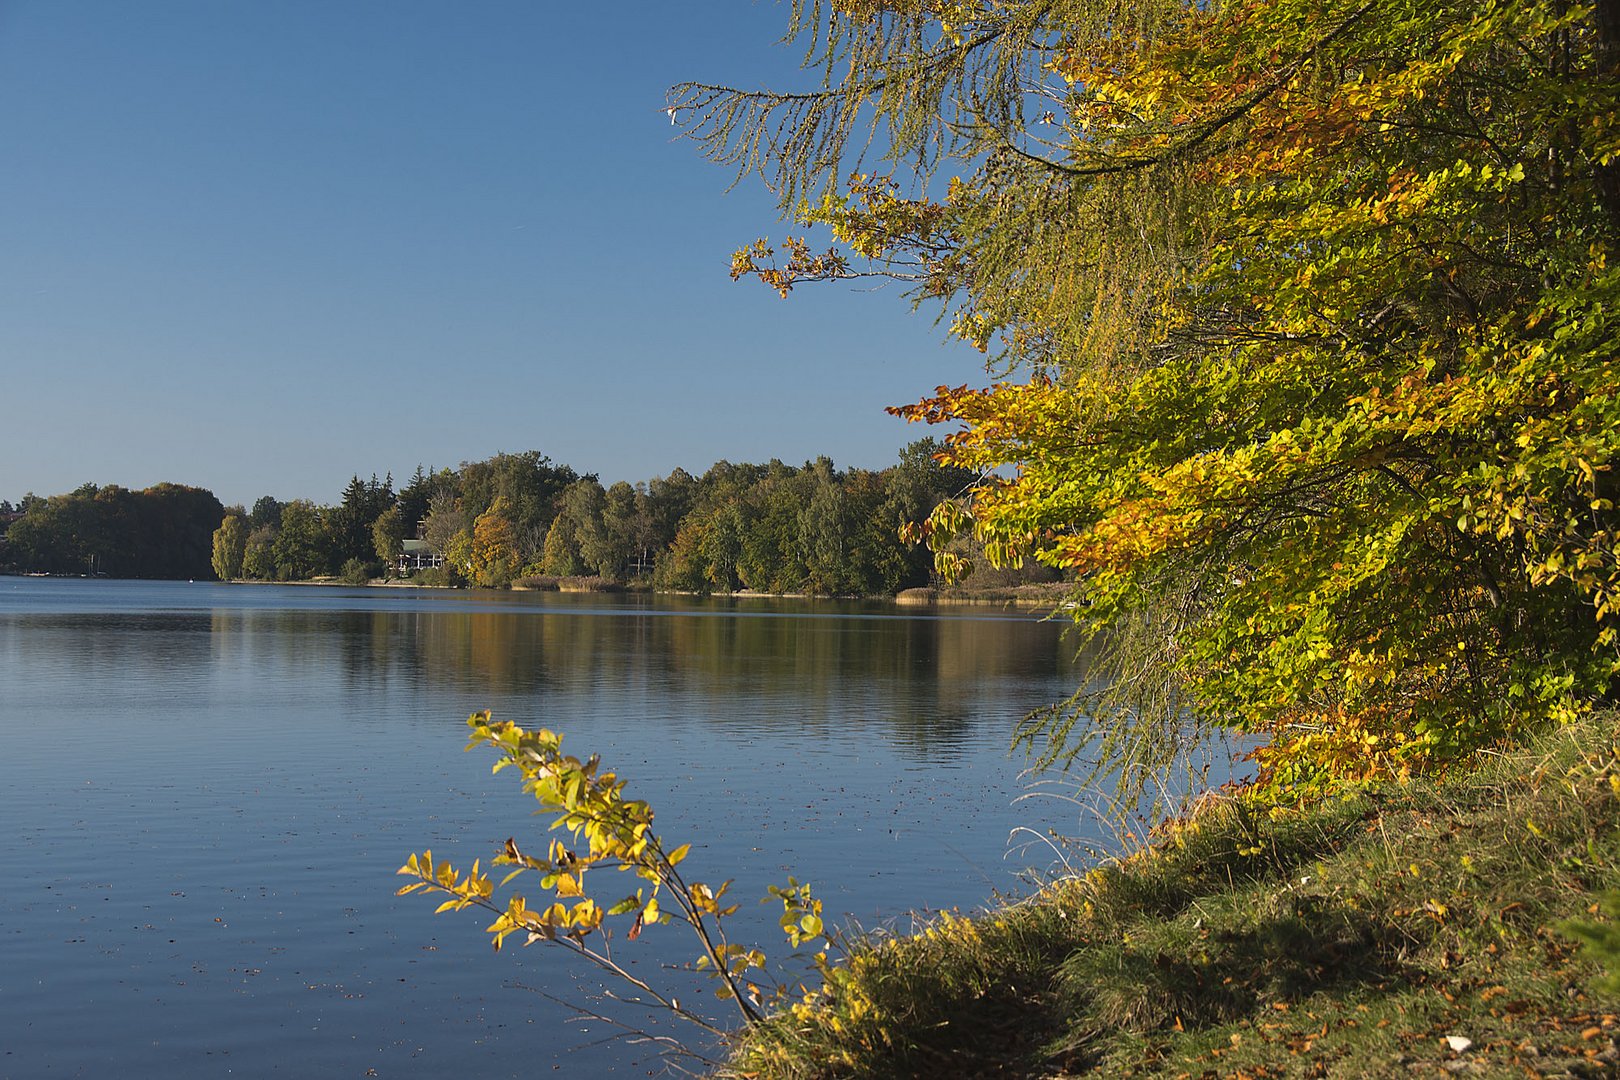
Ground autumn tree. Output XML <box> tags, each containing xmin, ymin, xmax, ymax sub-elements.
<box><xmin>459</xmin><ymin>451</ymin><xmax>582</xmax><ymax>545</ymax></box>
<box><xmin>242</xmin><ymin>526</ymin><xmax>276</xmax><ymax>580</ymax></box>
<box><xmin>678</xmin><ymin>0</ymin><xmax>1620</xmax><ymax>798</ymax></box>
<box><xmin>470</xmin><ymin>497</ymin><xmax>521</xmax><ymax>588</ymax></box>
<box><xmin>211</xmin><ymin>514</ymin><xmax>247</xmax><ymax>581</ymax></box>
<box><xmin>656</xmin><ymin>517</ymin><xmax>713</xmax><ymax>593</ymax></box>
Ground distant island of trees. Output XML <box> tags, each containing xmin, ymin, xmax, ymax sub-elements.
<box><xmin>0</xmin><ymin>442</ymin><xmax>1057</xmax><ymax>597</ymax></box>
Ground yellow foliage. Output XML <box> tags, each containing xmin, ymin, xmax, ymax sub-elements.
<box><xmin>399</xmin><ymin>712</ymin><xmax>834</xmax><ymax>1031</ymax></box>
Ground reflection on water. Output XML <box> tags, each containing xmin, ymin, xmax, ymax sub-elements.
<box><xmin>189</xmin><ymin>600</ymin><xmax>1076</xmax><ymax>760</ymax></box>
<box><xmin>0</xmin><ymin>579</ymin><xmax>1087</xmax><ymax>1077</ymax></box>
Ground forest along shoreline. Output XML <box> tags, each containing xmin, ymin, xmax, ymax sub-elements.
<box><xmin>0</xmin><ymin>443</ymin><xmax>1067</xmax><ymax>601</ymax></box>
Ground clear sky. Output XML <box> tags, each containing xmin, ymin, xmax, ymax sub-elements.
<box><xmin>0</xmin><ymin>1</ymin><xmax>988</xmax><ymax>508</ymax></box>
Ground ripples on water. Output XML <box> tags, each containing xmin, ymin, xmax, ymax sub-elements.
<box><xmin>1</xmin><ymin>579</ymin><xmax>1091</xmax><ymax>1076</ymax></box>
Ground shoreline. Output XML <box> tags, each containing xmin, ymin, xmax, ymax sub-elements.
<box><xmin>100</xmin><ymin>573</ymin><xmax>1073</xmax><ymax>609</ymax></box>
<box><xmin>3</xmin><ymin>570</ymin><xmax>1073</xmax><ymax>611</ymax></box>
<box><xmin>727</xmin><ymin>708</ymin><xmax>1620</xmax><ymax>1077</ymax></box>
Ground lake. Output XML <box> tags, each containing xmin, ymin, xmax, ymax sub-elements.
<box><xmin>0</xmin><ymin>578</ymin><xmax>1095</xmax><ymax>1077</ymax></box>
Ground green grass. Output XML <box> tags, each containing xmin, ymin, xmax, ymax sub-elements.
<box><xmin>724</xmin><ymin>711</ymin><xmax>1620</xmax><ymax>1078</ymax></box>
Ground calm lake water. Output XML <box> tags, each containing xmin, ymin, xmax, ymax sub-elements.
<box><xmin>0</xmin><ymin>578</ymin><xmax>1093</xmax><ymax>1078</ymax></box>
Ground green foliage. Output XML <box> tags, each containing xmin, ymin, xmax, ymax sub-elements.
<box><xmin>5</xmin><ymin>482</ymin><xmax>224</xmax><ymax>579</ymax></box>
<box><xmin>328</xmin><ymin>474</ymin><xmax>394</xmax><ymax>569</ymax></box>
<box><xmin>272</xmin><ymin>500</ymin><xmax>331</xmax><ymax>580</ymax></box>
<box><xmin>600</xmin><ymin>480</ymin><xmax>649</xmax><ymax>578</ymax></box>
<box><xmin>410</xmin><ymin>566</ymin><xmax>453</xmax><ymax>588</ymax></box>
<box><xmin>11</xmin><ymin>443</ymin><xmax>996</xmax><ymax>594</ymax></box>
<box><xmin>558</xmin><ymin>479</ymin><xmax>612</xmax><ymax>577</ymax></box>
<box><xmin>242</xmin><ymin>526</ymin><xmax>276</xmax><ymax>580</ymax></box>
<box><xmin>420</xmin><ymin>491</ymin><xmax>465</xmax><ymax>561</ymax></box>
<box><xmin>656</xmin><ymin>516</ymin><xmax>714</xmax><ymax>593</ymax></box>
<box><xmin>398</xmin><ymin>712</ymin><xmax>835</xmax><ymax>1036</ymax></box>
<box><xmin>683</xmin><ymin>0</ymin><xmax>1620</xmax><ymax>797</ymax></box>
<box><xmin>644</xmin><ymin>449</ymin><xmax>966</xmax><ymax>596</ymax></box>
<box><xmin>440</xmin><ymin>530</ymin><xmax>473</xmax><ymax>586</ymax></box>
<box><xmin>370</xmin><ymin>505</ymin><xmax>406</xmax><ymax>575</ymax></box>
<box><xmin>396</xmin><ymin>465</ymin><xmax>456</xmax><ymax>537</ymax></box>
<box><xmin>211</xmin><ymin>514</ymin><xmax>247</xmax><ymax>581</ymax></box>
<box><xmin>540</xmin><ymin>513</ymin><xmax>583</xmax><ymax>577</ymax></box>
<box><xmin>542</xmin><ymin>478</ymin><xmax>634</xmax><ymax>579</ymax></box>
<box><xmin>247</xmin><ymin>495</ymin><xmax>282</xmax><ymax>532</ymax></box>
<box><xmin>458</xmin><ymin>451</ymin><xmax>583</xmax><ymax>545</ymax></box>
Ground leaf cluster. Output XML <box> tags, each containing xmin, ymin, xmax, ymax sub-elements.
<box><xmin>682</xmin><ymin>0</ymin><xmax>1620</xmax><ymax>800</ymax></box>
<box><xmin>397</xmin><ymin>712</ymin><xmax>838</xmax><ymax>1036</ymax></box>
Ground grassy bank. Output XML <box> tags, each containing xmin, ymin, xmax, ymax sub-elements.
<box><xmin>727</xmin><ymin>711</ymin><xmax>1620</xmax><ymax>1078</ymax></box>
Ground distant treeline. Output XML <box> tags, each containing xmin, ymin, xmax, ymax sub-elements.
<box><xmin>1</xmin><ymin>442</ymin><xmax>1053</xmax><ymax>595</ymax></box>
<box><xmin>0</xmin><ymin>483</ymin><xmax>223</xmax><ymax>579</ymax></box>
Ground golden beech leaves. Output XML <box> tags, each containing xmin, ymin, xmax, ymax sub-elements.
<box><xmin>698</xmin><ymin>0</ymin><xmax>1620</xmax><ymax>800</ymax></box>
<box><xmin>398</xmin><ymin>711</ymin><xmax>833</xmax><ymax>1030</ymax></box>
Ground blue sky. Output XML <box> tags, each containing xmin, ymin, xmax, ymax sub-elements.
<box><xmin>0</xmin><ymin>1</ymin><xmax>987</xmax><ymax>508</ymax></box>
